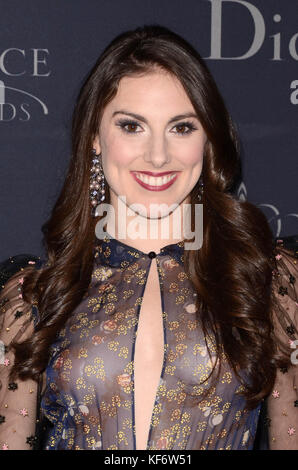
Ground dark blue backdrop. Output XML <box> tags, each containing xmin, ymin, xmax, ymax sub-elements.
<box><xmin>0</xmin><ymin>0</ymin><xmax>297</xmax><ymax>260</ymax></box>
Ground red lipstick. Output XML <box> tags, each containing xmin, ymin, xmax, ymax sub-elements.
<box><xmin>130</xmin><ymin>171</ymin><xmax>179</xmax><ymax>192</ymax></box>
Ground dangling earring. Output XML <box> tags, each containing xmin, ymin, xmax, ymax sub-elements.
<box><xmin>90</xmin><ymin>148</ymin><xmax>105</xmax><ymax>217</ymax></box>
<box><xmin>197</xmin><ymin>175</ymin><xmax>204</xmax><ymax>201</ymax></box>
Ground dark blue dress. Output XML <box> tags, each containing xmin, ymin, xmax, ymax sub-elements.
<box><xmin>39</xmin><ymin>234</ymin><xmax>261</xmax><ymax>450</ymax></box>
<box><xmin>0</xmin><ymin>236</ymin><xmax>297</xmax><ymax>450</ymax></box>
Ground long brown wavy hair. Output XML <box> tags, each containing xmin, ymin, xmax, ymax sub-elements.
<box><xmin>2</xmin><ymin>24</ymin><xmax>288</xmax><ymax>410</ymax></box>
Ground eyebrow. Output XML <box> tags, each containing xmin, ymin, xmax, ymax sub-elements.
<box><xmin>112</xmin><ymin>109</ymin><xmax>199</xmax><ymax>125</ymax></box>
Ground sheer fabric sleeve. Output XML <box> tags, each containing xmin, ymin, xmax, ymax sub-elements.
<box><xmin>267</xmin><ymin>244</ymin><xmax>298</xmax><ymax>450</ymax></box>
<box><xmin>0</xmin><ymin>263</ymin><xmax>39</xmax><ymax>450</ymax></box>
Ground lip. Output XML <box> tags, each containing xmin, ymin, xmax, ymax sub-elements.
<box><xmin>130</xmin><ymin>171</ymin><xmax>179</xmax><ymax>191</ymax></box>
<box><xmin>133</xmin><ymin>171</ymin><xmax>177</xmax><ymax>176</ymax></box>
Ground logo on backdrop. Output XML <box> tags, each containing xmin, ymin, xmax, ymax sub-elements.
<box><xmin>206</xmin><ymin>0</ymin><xmax>298</xmax><ymax>61</ymax></box>
<box><xmin>0</xmin><ymin>48</ymin><xmax>50</xmax><ymax>121</ymax></box>
<box><xmin>0</xmin><ymin>80</ymin><xmax>48</xmax><ymax>121</ymax></box>
<box><xmin>237</xmin><ymin>182</ymin><xmax>298</xmax><ymax>237</ymax></box>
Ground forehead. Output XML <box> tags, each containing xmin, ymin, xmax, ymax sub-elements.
<box><xmin>104</xmin><ymin>70</ymin><xmax>194</xmax><ymax>115</ymax></box>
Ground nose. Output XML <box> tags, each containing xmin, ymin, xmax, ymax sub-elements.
<box><xmin>143</xmin><ymin>134</ymin><xmax>170</xmax><ymax>167</ymax></box>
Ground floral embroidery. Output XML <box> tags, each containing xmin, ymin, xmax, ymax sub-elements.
<box><xmin>1</xmin><ymin>444</ymin><xmax>9</xmax><ymax>450</ymax></box>
<box><xmin>26</xmin><ymin>435</ymin><xmax>38</xmax><ymax>447</ymax></box>
<box><xmin>19</xmin><ymin>408</ymin><xmax>28</xmax><ymax>417</ymax></box>
<box><xmin>267</xmin><ymin>243</ymin><xmax>298</xmax><ymax>449</ymax></box>
<box><xmin>91</xmin><ymin>335</ymin><xmax>103</xmax><ymax>345</ymax></box>
<box><xmin>1</xmin><ymin>239</ymin><xmax>297</xmax><ymax>450</ymax></box>
<box><xmin>287</xmin><ymin>427</ymin><xmax>296</xmax><ymax>436</ymax></box>
<box><xmin>286</xmin><ymin>325</ymin><xmax>295</xmax><ymax>336</ymax></box>
<box><xmin>14</xmin><ymin>310</ymin><xmax>23</xmax><ymax>319</ymax></box>
<box><xmin>8</xmin><ymin>382</ymin><xmax>18</xmax><ymax>391</ymax></box>
<box><xmin>279</xmin><ymin>286</ymin><xmax>288</xmax><ymax>296</ymax></box>
<box><xmin>264</xmin><ymin>417</ymin><xmax>271</xmax><ymax>427</ymax></box>
<box><xmin>33</xmin><ymin>236</ymin><xmax>264</xmax><ymax>450</ymax></box>
<box><xmin>289</xmin><ymin>275</ymin><xmax>295</xmax><ymax>284</ymax></box>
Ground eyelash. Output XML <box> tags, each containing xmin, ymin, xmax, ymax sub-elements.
<box><xmin>116</xmin><ymin>119</ymin><xmax>198</xmax><ymax>136</ymax></box>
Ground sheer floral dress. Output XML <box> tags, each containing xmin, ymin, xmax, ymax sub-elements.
<box><xmin>0</xmin><ymin>236</ymin><xmax>297</xmax><ymax>450</ymax></box>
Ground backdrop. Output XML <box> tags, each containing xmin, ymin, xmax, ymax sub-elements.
<box><xmin>0</xmin><ymin>0</ymin><xmax>297</xmax><ymax>261</ymax></box>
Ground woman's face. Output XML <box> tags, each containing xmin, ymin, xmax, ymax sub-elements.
<box><xmin>93</xmin><ymin>69</ymin><xmax>207</xmax><ymax>219</ymax></box>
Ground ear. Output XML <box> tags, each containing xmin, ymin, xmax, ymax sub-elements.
<box><xmin>92</xmin><ymin>134</ymin><xmax>101</xmax><ymax>155</ymax></box>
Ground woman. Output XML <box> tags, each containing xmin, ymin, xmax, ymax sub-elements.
<box><xmin>0</xmin><ymin>25</ymin><xmax>297</xmax><ymax>451</ymax></box>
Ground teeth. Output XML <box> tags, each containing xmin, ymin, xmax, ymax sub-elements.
<box><xmin>134</xmin><ymin>172</ymin><xmax>176</xmax><ymax>186</ymax></box>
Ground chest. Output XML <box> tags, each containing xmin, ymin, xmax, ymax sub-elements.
<box><xmin>134</xmin><ymin>259</ymin><xmax>164</xmax><ymax>363</ymax></box>
<box><xmin>39</xmin><ymin>253</ymin><xmax>254</xmax><ymax>450</ymax></box>
<box><xmin>133</xmin><ymin>259</ymin><xmax>167</xmax><ymax>448</ymax></box>
<box><xmin>46</xmin><ymin>255</ymin><xmax>233</xmax><ymax>418</ymax></box>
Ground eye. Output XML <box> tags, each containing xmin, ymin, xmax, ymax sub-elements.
<box><xmin>172</xmin><ymin>121</ymin><xmax>197</xmax><ymax>135</ymax></box>
<box><xmin>116</xmin><ymin>119</ymin><xmax>142</xmax><ymax>134</ymax></box>
<box><xmin>115</xmin><ymin>118</ymin><xmax>198</xmax><ymax>135</ymax></box>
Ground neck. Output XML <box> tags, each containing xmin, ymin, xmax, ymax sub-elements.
<box><xmin>102</xmin><ymin>193</ymin><xmax>192</xmax><ymax>253</ymax></box>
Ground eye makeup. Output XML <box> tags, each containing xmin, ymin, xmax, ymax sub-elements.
<box><xmin>115</xmin><ymin>118</ymin><xmax>198</xmax><ymax>135</ymax></box>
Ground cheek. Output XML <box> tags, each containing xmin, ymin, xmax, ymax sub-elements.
<box><xmin>175</xmin><ymin>139</ymin><xmax>205</xmax><ymax>167</ymax></box>
<box><xmin>101</xmin><ymin>135</ymin><xmax>135</xmax><ymax>171</ymax></box>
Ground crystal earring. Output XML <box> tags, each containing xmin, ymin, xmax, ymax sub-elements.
<box><xmin>197</xmin><ymin>175</ymin><xmax>204</xmax><ymax>201</ymax></box>
<box><xmin>90</xmin><ymin>148</ymin><xmax>105</xmax><ymax>217</ymax></box>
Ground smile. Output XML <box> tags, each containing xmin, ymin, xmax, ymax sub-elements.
<box><xmin>130</xmin><ymin>171</ymin><xmax>179</xmax><ymax>191</ymax></box>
